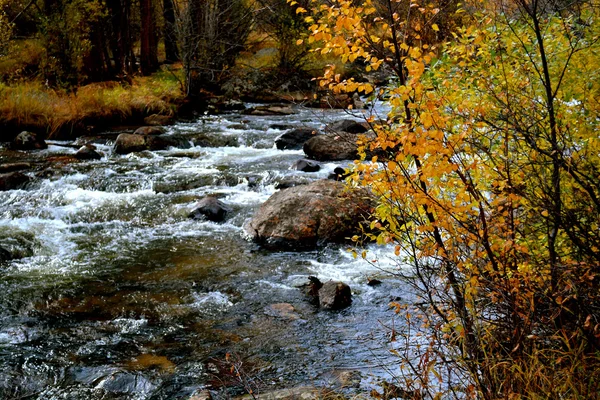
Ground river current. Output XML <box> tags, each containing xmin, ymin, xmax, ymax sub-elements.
<box><xmin>0</xmin><ymin>105</ymin><xmax>408</xmax><ymax>399</ymax></box>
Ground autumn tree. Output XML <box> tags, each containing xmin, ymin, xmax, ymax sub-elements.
<box><xmin>140</xmin><ymin>0</ymin><xmax>159</xmax><ymax>75</ymax></box>
<box><xmin>308</xmin><ymin>0</ymin><xmax>600</xmax><ymax>398</ymax></box>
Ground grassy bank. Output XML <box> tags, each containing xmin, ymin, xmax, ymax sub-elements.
<box><xmin>0</xmin><ymin>68</ymin><xmax>184</xmax><ymax>141</ymax></box>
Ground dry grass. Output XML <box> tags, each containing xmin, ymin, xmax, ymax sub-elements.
<box><xmin>0</xmin><ymin>67</ymin><xmax>184</xmax><ymax>139</ymax></box>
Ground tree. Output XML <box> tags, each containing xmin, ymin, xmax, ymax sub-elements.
<box><xmin>0</xmin><ymin>0</ymin><xmax>12</xmax><ymax>56</ymax></box>
<box><xmin>309</xmin><ymin>0</ymin><xmax>600</xmax><ymax>397</ymax></box>
<box><xmin>140</xmin><ymin>0</ymin><xmax>159</xmax><ymax>75</ymax></box>
<box><xmin>163</xmin><ymin>0</ymin><xmax>179</xmax><ymax>62</ymax></box>
<box><xmin>180</xmin><ymin>0</ymin><xmax>253</xmax><ymax>96</ymax></box>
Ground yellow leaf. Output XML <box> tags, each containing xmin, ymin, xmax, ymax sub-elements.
<box><xmin>432</xmin><ymin>23</ymin><xmax>439</xmax><ymax>32</ymax></box>
<box><xmin>296</xmin><ymin>39</ymin><xmax>304</xmax><ymax>45</ymax></box>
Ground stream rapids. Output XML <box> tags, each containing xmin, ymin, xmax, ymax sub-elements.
<box><xmin>0</xmin><ymin>105</ymin><xmax>409</xmax><ymax>399</ymax></box>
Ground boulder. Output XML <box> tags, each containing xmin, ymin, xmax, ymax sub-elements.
<box><xmin>190</xmin><ymin>133</ymin><xmax>239</xmax><ymax>148</ymax></box>
<box><xmin>0</xmin><ymin>172</ymin><xmax>30</xmax><ymax>191</ymax></box>
<box><xmin>292</xmin><ymin>159</ymin><xmax>320</xmax><ymax>173</ymax></box>
<box><xmin>143</xmin><ymin>114</ymin><xmax>173</xmax><ymax>126</ymax></box>
<box><xmin>114</xmin><ymin>134</ymin><xmax>147</xmax><ymax>154</ymax></box>
<box><xmin>134</xmin><ymin>126</ymin><xmax>164</xmax><ymax>136</ymax></box>
<box><xmin>273</xmin><ymin>177</ymin><xmax>312</xmax><ymax>190</ymax></box>
<box><xmin>303</xmin><ymin>132</ymin><xmax>361</xmax><ymax>161</ymax></box>
<box><xmin>244</xmin><ymin>104</ymin><xmax>295</xmax><ymax>116</ymax></box>
<box><xmin>12</xmin><ymin>131</ymin><xmax>47</xmax><ymax>150</ymax></box>
<box><xmin>325</xmin><ymin>119</ymin><xmax>369</xmax><ymax>134</ymax></box>
<box><xmin>114</xmin><ymin>133</ymin><xmax>191</xmax><ymax>154</ymax></box>
<box><xmin>75</xmin><ymin>145</ymin><xmax>102</xmax><ymax>160</ymax></box>
<box><xmin>275</xmin><ymin>128</ymin><xmax>320</xmax><ymax>150</ymax></box>
<box><xmin>188</xmin><ymin>197</ymin><xmax>231</xmax><ymax>222</ymax></box>
<box><xmin>318</xmin><ymin>281</ymin><xmax>352</xmax><ymax>310</ymax></box>
<box><xmin>244</xmin><ymin>179</ymin><xmax>373</xmax><ymax>250</ymax></box>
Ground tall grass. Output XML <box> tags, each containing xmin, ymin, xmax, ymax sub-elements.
<box><xmin>0</xmin><ymin>68</ymin><xmax>183</xmax><ymax>140</ymax></box>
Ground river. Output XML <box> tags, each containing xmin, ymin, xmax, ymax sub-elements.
<box><xmin>0</xmin><ymin>105</ymin><xmax>409</xmax><ymax>399</ymax></box>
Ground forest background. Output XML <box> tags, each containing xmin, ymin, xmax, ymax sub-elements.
<box><xmin>2</xmin><ymin>0</ymin><xmax>600</xmax><ymax>398</ymax></box>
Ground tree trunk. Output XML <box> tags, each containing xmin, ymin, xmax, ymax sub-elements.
<box><xmin>163</xmin><ymin>0</ymin><xmax>179</xmax><ymax>62</ymax></box>
<box><xmin>140</xmin><ymin>0</ymin><xmax>159</xmax><ymax>75</ymax></box>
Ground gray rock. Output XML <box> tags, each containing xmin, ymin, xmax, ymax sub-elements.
<box><xmin>318</xmin><ymin>281</ymin><xmax>352</xmax><ymax>310</ymax></box>
<box><xmin>0</xmin><ymin>163</ymin><xmax>32</xmax><ymax>173</ymax></box>
<box><xmin>114</xmin><ymin>133</ymin><xmax>191</xmax><ymax>154</ymax></box>
<box><xmin>244</xmin><ymin>180</ymin><xmax>373</xmax><ymax>250</ymax></box>
<box><xmin>244</xmin><ymin>104</ymin><xmax>295</xmax><ymax>116</ymax></box>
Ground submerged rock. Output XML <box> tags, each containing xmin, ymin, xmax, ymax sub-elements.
<box><xmin>12</xmin><ymin>131</ymin><xmax>47</xmax><ymax>150</ymax></box>
<box><xmin>264</xmin><ymin>303</ymin><xmax>302</xmax><ymax>320</ymax></box>
<box><xmin>275</xmin><ymin>128</ymin><xmax>320</xmax><ymax>150</ymax></box>
<box><xmin>0</xmin><ymin>171</ymin><xmax>31</xmax><ymax>191</ymax></box>
<box><xmin>244</xmin><ymin>179</ymin><xmax>373</xmax><ymax>250</ymax></box>
<box><xmin>188</xmin><ymin>196</ymin><xmax>231</xmax><ymax>222</ymax></box>
<box><xmin>318</xmin><ymin>281</ymin><xmax>352</xmax><ymax>310</ymax></box>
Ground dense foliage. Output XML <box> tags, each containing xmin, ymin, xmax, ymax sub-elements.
<box><xmin>308</xmin><ymin>0</ymin><xmax>600</xmax><ymax>397</ymax></box>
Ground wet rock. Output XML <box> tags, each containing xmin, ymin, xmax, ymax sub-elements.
<box><xmin>114</xmin><ymin>133</ymin><xmax>147</xmax><ymax>154</ymax></box>
<box><xmin>367</xmin><ymin>278</ymin><xmax>382</xmax><ymax>286</ymax></box>
<box><xmin>95</xmin><ymin>371</ymin><xmax>156</xmax><ymax>395</ymax></box>
<box><xmin>264</xmin><ymin>303</ymin><xmax>301</xmax><ymax>320</ymax></box>
<box><xmin>325</xmin><ymin>119</ymin><xmax>369</xmax><ymax>134</ymax></box>
<box><xmin>188</xmin><ymin>196</ymin><xmax>231</xmax><ymax>222</ymax></box>
<box><xmin>292</xmin><ymin>159</ymin><xmax>320</xmax><ymax>173</ymax></box>
<box><xmin>244</xmin><ymin>104</ymin><xmax>295</xmax><ymax>116</ymax></box>
<box><xmin>134</xmin><ymin>126</ymin><xmax>164</xmax><ymax>136</ymax></box>
<box><xmin>318</xmin><ymin>281</ymin><xmax>352</xmax><ymax>310</ymax></box>
<box><xmin>244</xmin><ymin>179</ymin><xmax>373</xmax><ymax>250</ymax></box>
<box><xmin>143</xmin><ymin>114</ymin><xmax>173</xmax><ymax>126</ymax></box>
<box><xmin>303</xmin><ymin>132</ymin><xmax>365</xmax><ymax>161</ymax></box>
<box><xmin>12</xmin><ymin>131</ymin><xmax>47</xmax><ymax>150</ymax></box>
<box><xmin>0</xmin><ymin>162</ymin><xmax>32</xmax><ymax>173</ymax></box>
<box><xmin>114</xmin><ymin>133</ymin><xmax>191</xmax><ymax>154</ymax></box>
<box><xmin>275</xmin><ymin>128</ymin><xmax>320</xmax><ymax>150</ymax></box>
<box><xmin>269</xmin><ymin>124</ymin><xmax>292</xmax><ymax>130</ymax></box>
<box><xmin>75</xmin><ymin>145</ymin><xmax>102</xmax><ymax>160</ymax></box>
<box><xmin>0</xmin><ymin>171</ymin><xmax>31</xmax><ymax>191</ymax></box>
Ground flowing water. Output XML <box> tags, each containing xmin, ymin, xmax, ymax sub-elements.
<box><xmin>0</xmin><ymin>105</ymin><xmax>409</xmax><ymax>399</ymax></box>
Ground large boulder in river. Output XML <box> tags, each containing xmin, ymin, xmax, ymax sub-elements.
<box><xmin>244</xmin><ymin>180</ymin><xmax>373</xmax><ymax>250</ymax></box>
<box><xmin>0</xmin><ymin>172</ymin><xmax>31</xmax><ymax>191</ymax></box>
<box><xmin>275</xmin><ymin>128</ymin><xmax>320</xmax><ymax>150</ymax></box>
<box><xmin>12</xmin><ymin>131</ymin><xmax>47</xmax><ymax>150</ymax></box>
<box><xmin>134</xmin><ymin>126</ymin><xmax>164</xmax><ymax>136</ymax></box>
<box><xmin>188</xmin><ymin>196</ymin><xmax>231</xmax><ymax>222</ymax></box>
<box><xmin>75</xmin><ymin>145</ymin><xmax>102</xmax><ymax>160</ymax></box>
<box><xmin>291</xmin><ymin>159</ymin><xmax>320</xmax><ymax>172</ymax></box>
